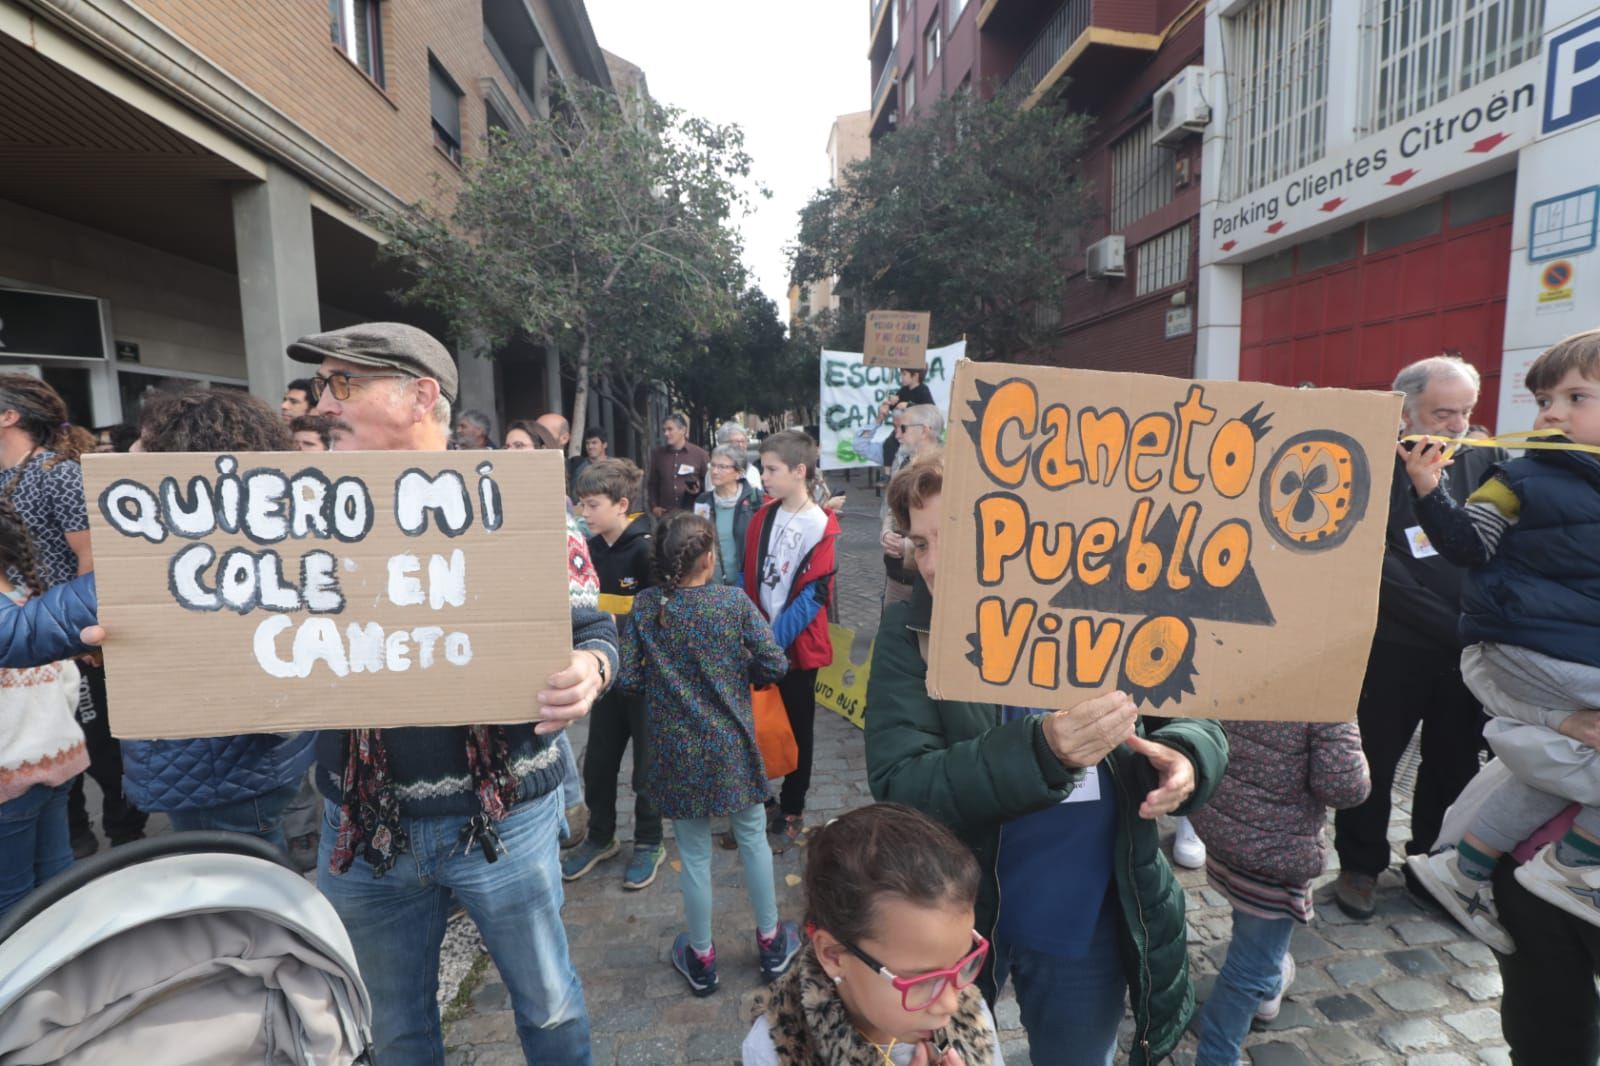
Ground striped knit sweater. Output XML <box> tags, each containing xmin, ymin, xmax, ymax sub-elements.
<box><xmin>314</xmin><ymin>512</ymin><xmax>616</xmax><ymax>817</ymax></box>
<box><xmin>0</xmin><ymin>655</ymin><xmax>87</xmax><ymax>806</ymax></box>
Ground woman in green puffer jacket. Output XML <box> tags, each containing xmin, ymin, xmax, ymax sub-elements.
<box><xmin>864</xmin><ymin>450</ymin><xmax>1229</xmax><ymax>1066</ymax></box>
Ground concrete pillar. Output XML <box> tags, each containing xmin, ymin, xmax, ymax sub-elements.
<box><xmin>456</xmin><ymin>333</ymin><xmax>498</xmax><ymax>435</ymax></box>
<box><xmin>231</xmin><ymin>162</ymin><xmax>320</xmax><ymax>403</ymax></box>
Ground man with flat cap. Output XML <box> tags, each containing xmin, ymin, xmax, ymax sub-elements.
<box><xmin>292</xmin><ymin>322</ymin><xmax>613</xmax><ymax>1065</ymax></box>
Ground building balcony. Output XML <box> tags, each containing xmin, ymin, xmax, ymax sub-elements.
<box><xmin>871</xmin><ymin>60</ymin><xmax>898</xmax><ymax>127</ymax></box>
<box><xmin>869</xmin><ymin>0</ymin><xmax>891</xmax><ymax>50</ymax></box>
<box><xmin>1004</xmin><ymin>0</ymin><xmax>1161</xmax><ymax>107</ymax></box>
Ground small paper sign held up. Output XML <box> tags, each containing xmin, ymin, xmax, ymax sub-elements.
<box><xmin>926</xmin><ymin>362</ymin><xmax>1402</xmax><ymax>722</ymax></box>
<box><xmin>864</xmin><ymin>310</ymin><xmax>931</xmax><ymax>369</ymax></box>
<box><xmin>82</xmin><ymin>449</ymin><xmax>573</xmax><ymax>739</ymax></box>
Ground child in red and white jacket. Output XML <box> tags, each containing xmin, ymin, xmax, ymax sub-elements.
<box><xmin>742</xmin><ymin>430</ymin><xmax>838</xmax><ymax>846</ymax></box>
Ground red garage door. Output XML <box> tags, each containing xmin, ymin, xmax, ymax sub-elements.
<box><xmin>1240</xmin><ymin>173</ymin><xmax>1514</xmax><ymax>430</ymax></box>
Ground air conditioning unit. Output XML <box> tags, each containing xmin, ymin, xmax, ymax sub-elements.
<box><xmin>1152</xmin><ymin>66</ymin><xmax>1212</xmax><ymax>145</ymax></box>
<box><xmin>1085</xmin><ymin>236</ymin><xmax>1126</xmax><ymax>280</ymax></box>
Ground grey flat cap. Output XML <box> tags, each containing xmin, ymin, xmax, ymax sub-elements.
<box><xmin>288</xmin><ymin>322</ymin><xmax>459</xmax><ymax>404</ymax></box>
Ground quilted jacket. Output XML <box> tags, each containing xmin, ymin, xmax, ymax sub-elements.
<box><xmin>0</xmin><ymin>572</ymin><xmax>96</xmax><ymax>668</ymax></box>
<box><xmin>123</xmin><ymin>732</ymin><xmax>316</xmax><ymax>812</ymax></box>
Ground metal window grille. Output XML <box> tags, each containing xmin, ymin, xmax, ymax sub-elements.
<box><xmin>1136</xmin><ymin>224</ymin><xmax>1192</xmax><ymax>296</ymax></box>
<box><xmin>1366</xmin><ymin>0</ymin><xmax>1544</xmax><ymax>132</ymax></box>
<box><xmin>1226</xmin><ymin>0</ymin><xmax>1331</xmax><ymax>197</ymax></box>
<box><xmin>1110</xmin><ymin>121</ymin><xmax>1175</xmax><ymax>231</ymax></box>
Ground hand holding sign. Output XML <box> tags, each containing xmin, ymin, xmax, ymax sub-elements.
<box><xmin>1041</xmin><ymin>690</ymin><xmax>1137</xmax><ymax>769</ymax></box>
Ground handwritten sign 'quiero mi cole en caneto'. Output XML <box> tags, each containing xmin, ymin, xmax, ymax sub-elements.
<box><xmin>82</xmin><ymin>450</ymin><xmax>572</xmax><ymax>739</ymax></box>
<box><xmin>927</xmin><ymin>363</ymin><xmax>1402</xmax><ymax>723</ymax></box>
<box><xmin>863</xmin><ymin>310</ymin><xmax>931</xmax><ymax>370</ymax></box>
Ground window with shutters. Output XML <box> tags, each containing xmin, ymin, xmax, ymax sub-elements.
<box><xmin>430</xmin><ymin>56</ymin><xmax>464</xmax><ymax>165</ymax></box>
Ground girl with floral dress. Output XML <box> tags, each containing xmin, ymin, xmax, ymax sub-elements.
<box><xmin>620</xmin><ymin>512</ymin><xmax>800</xmax><ymax>996</ymax></box>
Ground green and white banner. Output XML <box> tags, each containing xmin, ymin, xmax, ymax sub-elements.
<box><xmin>818</xmin><ymin>340</ymin><xmax>963</xmax><ymax>470</ymax></box>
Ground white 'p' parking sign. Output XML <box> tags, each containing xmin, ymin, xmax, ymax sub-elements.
<box><xmin>1544</xmin><ymin>14</ymin><xmax>1600</xmax><ymax>134</ymax></box>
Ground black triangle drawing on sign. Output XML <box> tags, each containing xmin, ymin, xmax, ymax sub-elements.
<box><xmin>1048</xmin><ymin>504</ymin><xmax>1276</xmax><ymax>626</ymax></box>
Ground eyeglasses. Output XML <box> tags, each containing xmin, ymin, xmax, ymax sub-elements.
<box><xmin>835</xmin><ymin>929</ymin><xmax>989</xmax><ymax>1011</ymax></box>
<box><xmin>308</xmin><ymin>371</ymin><xmax>409</xmax><ymax>403</ymax></box>
<box><xmin>708</xmin><ymin>461</ymin><xmax>738</xmax><ymax>471</ymax></box>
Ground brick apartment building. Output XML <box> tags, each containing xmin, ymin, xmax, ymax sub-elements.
<box><xmin>869</xmin><ymin>0</ymin><xmax>1206</xmax><ymax>376</ymax></box>
<box><xmin>0</xmin><ymin>0</ymin><xmax>610</xmax><ymax>432</ymax></box>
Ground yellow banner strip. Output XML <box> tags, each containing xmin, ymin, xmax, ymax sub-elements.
<box><xmin>1401</xmin><ymin>430</ymin><xmax>1600</xmax><ymax>457</ymax></box>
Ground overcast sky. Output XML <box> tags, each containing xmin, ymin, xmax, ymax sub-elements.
<box><xmin>584</xmin><ymin>0</ymin><xmax>869</xmax><ymax>319</ymax></box>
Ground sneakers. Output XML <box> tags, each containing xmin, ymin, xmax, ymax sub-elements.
<box><xmin>758</xmin><ymin>920</ymin><xmax>803</xmax><ymax>983</ymax></box>
<box><xmin>1172</xmin><ymin>816</ymin><xmax>1206</xmax><ymax>870</ymax></box>
<box><xmin>1405</xmin><ymin>851</ymin><xmax>1516</xmax><ymax>954</ymax></box>
<box><xmin>1333</xmin><ymin>870</ymin><xmax>1378</xmax><ymax>921</ymax></box>
<box><xmin>560</xmin><ymin>837</ymin><xmax>620</xmax><ymax>881</ymax></box>
<box><xmin>1514</xmin><ymin>843</ymin><xmax>1600</xmax><ymax>929</ymax></box>
<box><xmin>623</xmin><ymin>844</ymin><xmax>667</xmax><ymax>890</ymax></box>
<box><xmin>1254</xmin><ymin>952</ymin><xmax>1296</xmax><ymax>1023</ymax></box>
<box><xmin>671</xmin><ymin>933</ymin><xmax>719</xmax><ymax>997</ymax></box>
<box><xmin>69</xmin><ymin>825</ymin><xmax>99</xmax><ymax>860</ymax></box>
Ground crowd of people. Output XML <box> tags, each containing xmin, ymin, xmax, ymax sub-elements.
<box><xmin>0</xmin><ymin>320</ymin><xmax>1598</xmax><ymax>1065</ymax></box>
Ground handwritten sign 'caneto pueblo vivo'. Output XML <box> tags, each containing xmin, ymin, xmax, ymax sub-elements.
<box><xmin>864</xmin><ymin>310</ymin><xmax>931</xmax><ymax>369</ymax></box>
<box><xmin>83</xmin><ymin>450</ymin><xmax>571</xmax><ymax>739</ymax></box>
<box><xmin>926</xmin><ymin>363</ymin><xmax>1402</xmax><ymax>722</ymax></box>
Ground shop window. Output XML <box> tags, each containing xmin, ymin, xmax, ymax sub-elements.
<box><xmin>1243</xmin><ymin>249</ymin><xmax>1295</xmax><ymax>290</ymax></box>
<box><xmin>430</xmin><ymin>56</ymin><xmax>464</xmax><ymax>165</ymax></box>
<box><xmin>1449</xmin><ymin>171</ymin><xmax>1518</xmax><ymax>227</ymax></box>
<box><xmin>329</xmin><ymin>0</ymin><xmax>383</xmax><ymax>85</ymax></box>
<box><xmin>1226</xmin><ymin>0</ymin><xmax>1331</xmax><ymax>196</ymax></box>
<box><xmin>1366</xmin><ymin>198</ymin><xmax>1443</xmax><ymax>252</ymax></box>
<box><xmin>1365</xmin><ymin>0</ymin><xmax>1543</xmax><ymax>132</ymax></box>
<box><xmin>1297</xmin><ymin>226</ymin><xmax>1359</xmax><ymax>271</ymax></box>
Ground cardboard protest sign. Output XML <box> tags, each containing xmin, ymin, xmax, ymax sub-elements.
<box><xmin>82</xmin><ymin>450</ymin><xmax>572</xmax><ymax>738</ymax></box>
<box><xmin>814</xmin><ymin>623</ymin><xmax>872</xmax><ymax>729</ymax></box>
<box><xmin>864</xmin><ymin>310</ymin><xmax>931</xmax><ymax>369</ymax></box>
<box><xmin>927</xmin><ymin>363</ymin><xmax>1402</xmax><ymax>722</ymax></box>
<box><xmin>819</xmin><ymin>341</ymin><xmax>963</xmax><ymax>470</ymax></box>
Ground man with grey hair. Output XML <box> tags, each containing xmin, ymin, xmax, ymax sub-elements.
<box><xmin>1332</xmin><ymin>353</ymin><xmax>1504</xmax><ymax>920</ymax></box>
<box><xmin>295</xmin><ymin>322</ymin><xmax>613</xmax><ymax>1062</ymax></box>
<box><xmin>454</xmin><ymin>409</ymin><xmax>494</xmax><ymax>449</ymax></box>
<box><xmin>648</xmin><ymin>411</ymin><xmax>709</xmax><ymax>516</ymax></box>
<box><xmin>880</xmin><ymin>404</ymin><xmax>944</xmax><ymax>605</ymax></box>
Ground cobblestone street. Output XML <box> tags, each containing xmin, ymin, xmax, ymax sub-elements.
<box><xmin>444</xmin><ymin>475</ymin><xmax>1512</xmax><ymax>1066</ymax></box>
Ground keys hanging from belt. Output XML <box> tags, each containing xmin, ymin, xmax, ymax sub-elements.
<box><xmin>456</xmin><ymin>813</ymin><xmax>506</xmax><ymax>862</ymax></box>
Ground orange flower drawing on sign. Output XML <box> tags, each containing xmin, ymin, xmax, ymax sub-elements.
<box><xmin>1259</xmin><ymin>430</ymin><xmax>1371</xmax><ymax>552</ymax></box>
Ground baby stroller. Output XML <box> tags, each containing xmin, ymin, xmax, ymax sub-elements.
<box><xmin>0</xmin><ymin>831</ymin><xmax>374</xmax><ymax>1064</ymax></box>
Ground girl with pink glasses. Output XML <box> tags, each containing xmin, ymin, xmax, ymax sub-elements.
<box><xmin>744</xmin><ymin>803</ymin><xmax>1005</xmax><ymax>1066</ymax></box>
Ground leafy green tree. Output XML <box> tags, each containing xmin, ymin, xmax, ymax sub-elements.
<box><xmin>790</xmin><ymin>87</ymin><xmax>1094</xmax><ymax>361</ymax></box>
<box><xmin>372</xmin><ymin>81</ymin><xmax>757</xmax><ymax>451</ymax></box>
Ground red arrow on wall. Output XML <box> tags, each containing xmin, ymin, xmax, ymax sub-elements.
<box><xmin>1386</xmin><ymin>168</ymin><xmax>1420</xmax><ymax>185</ymax></box>
<box><xmin>1468</xmin><ymin>133</ymin><xmax>1509</xmax><ymax>153</ymax></box>
<box><xmin>1266</xmin><ymin>221</ymin><xmax>1286</xmax><ymax>234</ymax></box>
<box><xmin>1221</xmin><ymin>240</ymin><xmax>1238</xmax><ymax>251</ymax></box>
<box><xmin>1320</xmin><ymin>198</ymin><xmax>1346</xmax><ymax>212</ymax></box>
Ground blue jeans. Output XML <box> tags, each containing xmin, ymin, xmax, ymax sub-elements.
<box><xmin>674</xmin><ymin>803</ymin><xmax>779</xmax><ymax>952</ymax></box>
<box><xmin>0</xmin><ymin>782</ymin><xmax>74</xmax><ymax>917</ymax></box>
<box><xmin>316</xmin><ymin>791</ymin><xmax>590</xmax><ymax>1066</ymax></box>
<box><xmin>1195</xmin><ymin>908</ymin><xmax>1295</xmax><ymax>1066</ymax></box>
<box><xmin>555</xmin><ymin>730</ymin><xmax>583</xmax><ymax>810</ymax></box>
<box><xmin>993</xmin><ymin>902</ymin><xmax>1125</xmax><ymax>1065</ymax></box>
<box><xmin>167</xmin><ymin>780</ymin><xmax>300</xmax><ymax>851</ymax></box>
